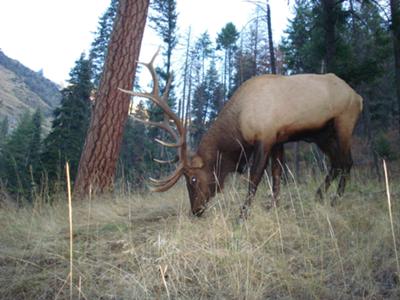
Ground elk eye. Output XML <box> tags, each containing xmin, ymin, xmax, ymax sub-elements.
<box><xmin>191</xmin><ymin>176</ymin><xmax>197</xmax><ymax>184</ymax></box>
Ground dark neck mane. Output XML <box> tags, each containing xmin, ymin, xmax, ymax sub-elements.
<box><xmin>196</xmin><ymin>106</ymin><xmax>246</xmax><ymax>187</ymax></box>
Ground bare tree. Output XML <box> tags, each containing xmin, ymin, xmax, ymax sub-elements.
<box><xmin>247</xmin><ymin>0</ymin><xmax>277</xmax><ymax>74</ymax></box>
<box><xmin>74</xmin><ymin>0</ymin><xmax>150</xmax><ymax>196</ymax></box>
<box><xmin>266</xmin><ymin>0</ymin><xmax>277</xmax><ymax>74</ymax></box>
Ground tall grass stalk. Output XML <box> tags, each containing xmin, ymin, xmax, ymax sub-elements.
<box><xmin>66</xmin><ymin>162</ymin><xmax>73</xmax><ymax>300</ymax></box>
<box><xmin>1</xmin><ymin>166</ymin><xmax>400</xmax><ymax>298</ymax></box>
<box><xmin>159</xmin><ymin>264</ymin><xmax>170</xmax><ymax>299</ymax></box>
<box><xmin>326</xmin><ymin>214</ymin><xmax>347</xmax><ymax>290</ymax></box>
<box><xmin>383</xmin><ymin>160</ymin><xmax>400</xmax><ymax>277</ymax></box>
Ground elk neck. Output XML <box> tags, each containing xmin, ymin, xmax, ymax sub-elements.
<box><xmin>196</xmin><ymin>107</ymin><xmax>248</xmax><ymax>189</ymax></box>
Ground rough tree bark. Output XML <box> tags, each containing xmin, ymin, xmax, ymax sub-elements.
<box><xmin>74</xmin><ymin>0</ymin><xmax>150</xmax><ymax>196</ymax></box>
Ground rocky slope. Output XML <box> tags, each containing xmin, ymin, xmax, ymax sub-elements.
<box><xmin>0</xmin><ymin>50</ymin><xmax>61</xmax><ymax>129</ymax></box>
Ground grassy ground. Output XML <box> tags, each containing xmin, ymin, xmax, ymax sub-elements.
<box><xmin>0</xmin><ymin>168</ymin><xmax>399</xmax><ymax>299</ymax></box>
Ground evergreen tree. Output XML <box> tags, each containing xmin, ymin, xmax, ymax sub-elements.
<box><xmin>216</xmin><ymin>22</ymin><xmax>240</xmax><ymax>99</ymax></box>
<box><xmin>42</xmin><ymin>54</ymin><xmax>92</xmax><ymax>185</ymax></box>
<box><xmin>191</xmin><ymin>82</ymin><xmax>208</xmax><ymax>146</ymax></box>
<box><xmin>194</xmin><ymin>31</ymin><xmax>213</xmax><ymax>82</ymax></box>
<box><xmin>28</xmin><ymin>110</ymin><xmax>43</xmax><ymax>185</ymax></box>
<box><xmin>117</xmin><ymin>101</ymin><xmax>152</xmax><ymax>188</ymax></box>
<box><xmin>147</xmin><ymin>0</ymin><xmax>178</xmax><ymax>163</ymax></box>
<box><xmin>1</xmin><ymin>110</ymin><xmax>42</xmax><ymax>201</ymax></box>
<box><xmin>147</xmin><ymin>0</ymin><xmax>178</xmax><ymax>124</ymax></box>
<box><xmin>74</xmin><ymin>0</ymin><xmax>150</xmax><ymax>196</ymax></box>
<box><xmin>389</xmin><ymin>0</ymin><xmax>400</xmax><ymax>132</ymax></box>
<box><xmin>191</xmin><ymin>58</ymin><xmax>224</xmax><ymax>146</ymax></box>
<box><xmin>89</xmin><ymin>0</ymin><xmax>120</xmax><ymax>87</ymax></box>
<box><xmin>149</xmin><ymin>0</ymin><xmax>178</xmax><ymax>81</ymax></box>
<box><xmin>281</xmin><ymin>0</ymin><xmax>315</xmax><ymax>73</ymax></box>
<box><xmin>0</xmin><ymin>116</ymin><xmax>9</xmax><ymax>150</ymax></box>
<box><xmin>0</xmin><ymin>117</ymin><xmax>9</xmax><ymax>182</ymax></box>
<box><xmin>206</xmin><ymin>59</ymin><xmax>225</xmax><ymax>122</ymax></box>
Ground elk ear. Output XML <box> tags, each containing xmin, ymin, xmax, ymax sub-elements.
<box><xmin>190</xmin><ymin>155</ymin><xmax>204</xmax><ymax>169</ymax></box>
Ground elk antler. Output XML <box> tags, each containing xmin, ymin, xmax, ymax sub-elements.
<box><xmin>119</xmin><ymin>49</ymin><xmax>187</xmax><ymax>192</ymax></box>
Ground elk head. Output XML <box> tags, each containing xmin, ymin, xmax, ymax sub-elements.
<box><xmin>119</xmin><ymin>50</ymin><xmax>212</xmax><ymax>216</ymax></box>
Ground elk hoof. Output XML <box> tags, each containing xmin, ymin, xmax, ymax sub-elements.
<box><xmin>265</xmin><ymin>198</ymin><xmax>279</xmax><ymax>210</ymax></box>
<box><xmin>315</xmin><ymin>189</ymin><xmax>324</xmax><ymax>203</ymax></box>
<box><xmin>239</xmin><ymin>205</ymin><xmax>250</xmax><ymax>221</ymax></box>
<box><xmin>330</xmin><ymin>195</ymin><xmax>339</xmax><ymax>206</ymax></box>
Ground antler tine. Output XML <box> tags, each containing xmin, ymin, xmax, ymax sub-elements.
<box><xmin>149</xmin><ymin>46</ymin><xmax>161</xmax><ymax>65</ymax></box>
<box><xmin>120</xmin><ymin>88</ymin><xmax>177</xmax><ymax>126</ymax></box>
<box><xmin>154</xmin><ymin>138</ymin><xmax>182</xmax><ymax>148</ymax></box>
<box><xmin>138</xmin><ymin>47</ymin><xmax>161</xmax><ymax>96</ymax></box>
<box><xmin>123</xmin><ymin>89</ymin><xmax>185</xmax><ymax>148</ymax></box>
<box><xmin>148</xmin><ymin>176</ymin><xmax>182</xmax><ymax>192</ymax></box>
<box><xmin>162</xmin><ymin>75</ymin><xmax>173</xmax><ymax>102</ymax></box>
<box><xmin>153</xmin><ymin>156</ymin><xmax>179</xmax><ymax>164</ymax></box>
<box><xmin>129</xmin><ymin>115</ymin><xmax>178</xmax><ymax>141</ymax></box>
<box><xmin>148</xmin><ymin>163</ymin><xmax>184</xmax><ymax>185</ymax></box>
<box><xmin>123</xmin><ymin>88</ymin><xmax>186</xmax><ymax>150</ymax></box>
<box><xmin>119</xmin><ymin>48</ymin><xmax>188</xmax><ymax>192</ymax></box>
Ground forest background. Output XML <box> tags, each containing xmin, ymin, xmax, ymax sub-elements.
<box><xmin>0</xmin><ymin>0</ymin><xmax>399</xmax><ymax>202</ymax></box>
<box><xmin>1</xmin><ymin>1</ymin><xmax>400</xmax><ymax>299</ymax></box>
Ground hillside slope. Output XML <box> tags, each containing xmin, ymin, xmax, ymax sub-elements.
<box><xmin>0</xmin><ymin>50</ymin><xmax>61</xmax><ymax>128</ymax></box>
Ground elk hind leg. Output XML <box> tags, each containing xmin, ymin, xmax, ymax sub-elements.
<box><xmin>271</xmin><ymin>144</ymin><xmax>284</xmax><ymax>207</ymax></box>
<box><xmin>329</xmin><ymin>149</ymin><xmax>353</xmax><ymax>205</ymax></box>
<box><xmin>316</xmin><ymin>118</ymin><xmax>355</xmax><ymax>204</ymax></box>
<box><xmin>315</xmin><ymin>133</ymin><xmax>341</xmax><ymax>201</ymax></box>
<box><xmin>333</xmin><ymin>123</ymin><xmax>355</xmax><ymax>203</ymax></box>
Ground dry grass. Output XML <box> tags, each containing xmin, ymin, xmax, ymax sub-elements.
<box><xmin>0</xmin><ymin>169</ymin><xmax>399</xmax><ymax>299</ymax></box>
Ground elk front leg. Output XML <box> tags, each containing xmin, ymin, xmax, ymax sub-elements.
<box><xmin>240</xmin><ymin>142</ymin><xmax>270</xmax><ymax>219</ymax></box>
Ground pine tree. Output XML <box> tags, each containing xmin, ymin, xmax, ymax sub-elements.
<box><xmin>194</xmin><ymin>31</ymin><xmax>213</xmax><ymax>82</ymax></box>
<box><xmin>0</xmin><ymin>117</ymin><xmax>8</xmax><ymax>182</ymax></box>
<box><xmin>117</xmin><ymin>101</ymin><xmax>151</xmax><ymax>188</ymax></box>
<box><xmin>1</xmin><ymin>110</ymin><xmax>42</xmax><ymax>201</ymax></box>
<box><xmin>191</xmin><ymin>57</ymin><xmax>224</xmax><ymax>146</ymax></box>
<box><xmin>147</xmin><ymin>0</ymin><xmax>178</xmax><ymax>164</ymax></box>
<box><xmin>89</xmin><ymin>0</ymin><xmax>120</xmax><ymax>87</ymax></box>
<box><xmin>147</xmin><ymin>0</ymin><xmax>178</xmax><ymax>121</ymax></box>
<box><xmin>206</xmin><ymin>59</ymin><xmax>225</xmax><ymax>122</ymax></box>
<box><xmin>28</xmin><ymin>110</ymin><xmax>43</xmax><ymax>186</ymax></box>
<box><xmin>389</xmin><ymin>0</ymin><xmax>400</xmax><ymax>132</ymax></box>
<box><xmin>281</xmin><ymin>0</ymin><xmax>315</xmax><ymax>73</ymax></box>
<box><xmin>149</xmin><ymin>0</ymin><xmax>178</xmax><ymax>81</ymax></box>
<box><xmin>42</xmin><ymin>54</ymin><xmax>92</xmax><ymax>185</ymax></box>
<box><xmin>0</xmin><ymin>116</ymin><xmax>9</xmax><ymax>150</ymax></box>
<box><xmin>191</xmin><ymin>82</ymin><xmax>208</xmax><ymax>146</ymax></box>
<box><xmin>75</xmin><ymin>0</ymin><xmax>150</xmax><ymax>196</ymax></box>
<box><xmin>216</xmin><ymin>22</ymin><xmax>240</xmax><ymax>99</ymax></box>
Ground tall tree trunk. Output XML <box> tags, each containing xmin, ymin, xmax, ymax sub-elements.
<box><xmin>253</xmin><ymin>11</ymin><xmax>259</xmax><ymax>76</ymax></box>
<box><xmin>74</xmin><ymin>0</ymin><xmax>150</xmax><ymax>196</ymax></box>
<box><xmin>390</xmin><ymin>0</ymin><xmax>400</xmax><ymax>133</ymax></box>
<box><xmin>266</xmin><ymin>1</ymin><xmax>277</xmax><ymax>74</ymax></box>
<box><xmin>321</xmin><ymin>0</ymin><xmax>336</xmax><ymax>73</ymax></box>
<box><xmin>363</xmin><ymin>89</ymin><xmax>381</xmax><ymax>181</ymax></box>
<box><xmin>179</xmin><ymin>28</ymin><xmax>191</xmax><ymax>122</ymax></box>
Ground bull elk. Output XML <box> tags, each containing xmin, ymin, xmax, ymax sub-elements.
<box><xmin>120</xmin><ymin>51</ymin><xmax>363</xmax><ymax>218</ymax></box>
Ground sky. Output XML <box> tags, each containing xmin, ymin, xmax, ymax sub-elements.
<box><xmin>0</xmin><ymin>0</ymin><xmax>291</xmax><ymax>85</ymax></box>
